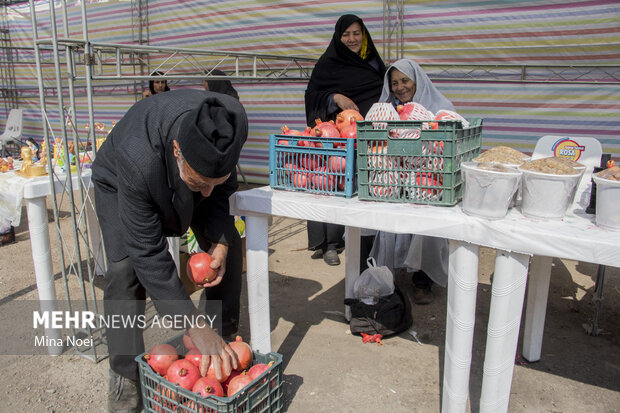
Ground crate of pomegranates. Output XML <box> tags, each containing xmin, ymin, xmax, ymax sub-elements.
<box><xmin>356</xmin><ymin>107</ymin><xmax>482</xmax><ymax>206</ymax></box>
<box><xmin>269</xmin><ymin>119</ymin><xmax>357</xmax><ymax>198</ymax></box>
<box><xmin>136</xmin><ymin>333</ymin><xmax>283</xmax><ymax>413</ymax></box>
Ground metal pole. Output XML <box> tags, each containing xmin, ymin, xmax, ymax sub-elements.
<box><xmin>28</xmin><ymin>0</ymin><xmax>63</xmax><ymax>357</ymax></box>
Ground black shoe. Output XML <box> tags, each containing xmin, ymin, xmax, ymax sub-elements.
<box><xmin>323</xmin><ymin>249</ymin><xmax>340</xmax><ymax>266</ymax></box>
<box><xmin>412</xmin><ymin>287</ymin><xmax>434</xmax><ymax>305</ymax></box>
<box><xmin>108</xmin><ymin>369</ymin><xmax>142</xmax><ymax>413</ymax></box>
<box><xmin>0</xmin><ymin>226</ymin><xmax>15</xmax><ymax>246</ymax></box>
<box><xmin>310</xmin><ymin>249</ymin><xmax>324</xmax><ymax>259</ymax></box>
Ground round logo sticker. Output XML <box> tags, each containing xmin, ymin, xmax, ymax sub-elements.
<box><xmin>552</xmin><ymin>138</ymin><xmax>585</xmax><ymax>162</ymax></box>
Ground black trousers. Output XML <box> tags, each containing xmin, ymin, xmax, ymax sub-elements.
<box><xmin>104</xmin><ymin>229</ymin><xmax>242</xmax><ymax>382</ymax></box>
<box><xmin>307</xmin><ymin>221</ymin><xmax>344</xmax><ymax>252</ymax></box>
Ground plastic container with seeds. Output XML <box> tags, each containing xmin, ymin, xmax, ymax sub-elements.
<box><xmin>474</xmin><ymin>146</ymin><xmax>529</xmax><ymax>206</ymax></box>
<box><xmin>461</xmin><ymin>161</ymin><xmax>522</xmax><ymax>219</ymax></box>
<box><xmin>592</xmin><ymin>165</ymin><xmax>620</xmax><ymax>231</ymax></box>
<box><xmin>518</xmin><ymin>157</ymin><xmax>582</xmax><ymax>220</ymax></box>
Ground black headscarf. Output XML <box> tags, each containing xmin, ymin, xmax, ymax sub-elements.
<box><xmin>149</xmin><ymin>70</ymin><xmax>171</xmax><ymax>95</ymax></box>
<box><xmin>304</xmin><ymin>14</ymin><xmax>386</xmax><ymax>125</ymax></box>
<box><xmin>204</xmin><ymin>69</ymin><xmax>240</xmax><ymax>100</ymax></box>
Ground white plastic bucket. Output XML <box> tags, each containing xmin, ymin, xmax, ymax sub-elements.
<box><xmin>519</xmin><ymin>168</ymin><xmax>581</xmax><ymax>220</ymax></box>
<box><xmin>592</xmin><ymin>174</ymin><xmax>620</xmax><ymax>231</ymax></box>
<box><xmin>461</xmin><ymin>162</ymin><xmax>522</xmax><ymax>220</ymax></box>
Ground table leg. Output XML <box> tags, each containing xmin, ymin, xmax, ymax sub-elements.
<box><xmin>26</xmin><ymin>196</ymin><xmax>62</xmax><ymax>356</ymax></box>
<box><xmin>344</xmin><ymin>226</ymin><xmax>360</xmax><ymax>321</ymax></box>
<box><xmin>522</xmin><ymin>255</ymin><xmax>552</xmax><ymax>362</ymax></box>
<box><xmin>442</xmin><ymin>240</ymin><xmax>479</xmax><ymax>413</ymax></box>
<box><xmin>245</xmin><ymin>215</ymin><xmax>271</xmax><ymax>354</ymax></box>
<box><xmin>479</xmin><ymin>250</ymin><xmax>530</xmax><ymax>413</ymax></box>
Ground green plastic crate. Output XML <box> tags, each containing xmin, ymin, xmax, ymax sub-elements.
<box><xmin>136</xmin><ymin>334</ymin><xmax>283</xmax><ymax>413</ymax></box>
<box><xmin>356</xmin><ymin>118</ymin><xmax>483</xmax><ymax>206</ymax></box>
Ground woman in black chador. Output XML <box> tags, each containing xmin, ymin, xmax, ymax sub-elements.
<box><xmin>304</xmin><ymin>14</ymin><xmax>386</xmax><ymax>265</ymax></box>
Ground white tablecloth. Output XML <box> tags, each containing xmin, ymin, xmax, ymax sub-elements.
<box><xmin>231</xmin><ymin>174</ymin><xmax>619</xmax><ymax>267</ymax></box>
<box><xmin>0</xmin><ymin>169</ymin><xmax>27</xmax><ymax>226</ymax></box>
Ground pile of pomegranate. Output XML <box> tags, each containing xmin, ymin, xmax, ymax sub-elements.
<box><xmin>276</xmin><ymin>109</ymin><xmax>363</xmax><ymax>193</ymax></box>
<box><xmin>144</xmin><ymin>334</ymin><xmax>275</xmax><ymax>410</ymax></box>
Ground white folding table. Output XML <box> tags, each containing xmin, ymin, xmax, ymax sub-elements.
<box><xmin>230</xmin><ymin>178</ymin><xmax>619</xmax><ymax>413</ymax></box>
<box><xmin>3</xmin><ymin>168</ymin><xmax>104</xmax><ymax>355</ymax></box>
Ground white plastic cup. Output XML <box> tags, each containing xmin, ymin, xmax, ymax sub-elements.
<box><xmin>519</xmin><ymin>168</ymin><xmax>581</xmax><ymax>220</ymax></box>
<box><xmin>592</xmin><ymin>174</ymin><xmax>620</xmax><ymax>231</ymax></box>
<box><xmin>461</xmin><ymin>162</ymin><xmax>522</xmax><ymax>220</ymax></box>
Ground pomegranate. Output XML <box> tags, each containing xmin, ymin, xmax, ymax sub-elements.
<box><xmin>280</xmin><ymin>125</ymin><xmax>302</xmax><ymax>136</ymax></box>
<box><xmin>337</xmin><ymin>177</ymin><xmax>346</xmax><ymax>191</ymax></box>
<box><xmin>229</xmin><ymin>336</ymin><xmax>253</xmax><ymax>371</ymax></box>
<box><xmin>335</xmin><ymin>109</ymin><xmax>363</xmax><ymax>131</ymax></box>
<box><xmin>312</xmin><ymin>173</ymin><xmax>334</xmax><ymax>191</ymax></box>
<box><xmin>396</xmin><ymin>102</ymin><xmax>433</xmax><ymax>121</ymax></box>
<box><xmin>187</xmin><ymin>252</ymin><xmax>217</xmax><ymax>284</ymax></box>
<box><xmin>184</xmin><ymin>347</ymin><xmax>202</xmax><ymax>368</ymax></box>
<box><xmin>248</xmin><ymin>361</ymin><xmax>275</xmax><ymax>381</ymax></box>
<box><xmin>227</xmin><ymin>372</ymin><xmax>253</xmax><ymax>396</ymax></box>
<box><xmin>313</xmin><ymin>119</ymin><xmax>340</xmax><ymax>138</ymax></box>
<box><xmin>292</xmin><ymin>172</ymin><xmax>308</xmax><ymax>189</ymax></box>
<box><xmin>167</xmin><ymin>359</ymin><xmax>201</xmax><ymax>390</ymax></box>
<box><xmin>205</xmin><ymin>356</ymin><xmax>230</xmax><ymax>383</ymax></box>
<box><xmin>328</xmin><ymin>156</ymin><xmax>346</xmax><ymax>173</ymax></box>
<box><xmin>159</xmin><ymin>387</ymin><xmax>178</xmax><ymax>412</ymax></box>
<box><xmin>299</xmin><ymin>154</ymin><xmax>321</xmax><ymax>171</ymax></box>
<box><xmin>284</xmin><ymin>162</ymin><xmax>298</xmax><ymax>178</ymax></box>
<box><xmin>145</xmin><ymin>344</ymin><xmax>179</xmax><ymax>376</ymax></box>
<box><xmin>183</xmin><ymin>331</ymin><xmax>197</xmax><ymax>350</ymax></box>
<box><xmin>192</xmin><ymin>376</ymin><xmax>224</xmax><ymax>397</ymax></box>
<box><xmin>221</xmin><ymin>369</ymin><xmax>241</xmax><ymax>395</ymax></box>
<box><xmin>340</xmin><ymin>123</ymin><xmax>357</xmax><ymax>140</ymax></box>
<box><xmin>301</xmin><ymin>126</ymin><xmax>313</xmax><ymax>136</ymax></box>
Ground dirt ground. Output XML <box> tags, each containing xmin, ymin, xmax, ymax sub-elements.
<box><xmin>0</xmin><ymin>191</ymin><xmax>619</xmax><ymax>413</ymax></box>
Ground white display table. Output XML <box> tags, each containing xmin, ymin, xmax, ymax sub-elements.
<box><xmin>1</xmin><ymin>168</ymin><xmax>103</xmax><ymax>355</ymax></box>
<box><xmin>229</xmin><ymin>178</ymin><xmax>619</xmax><ymax>413</ymax></box>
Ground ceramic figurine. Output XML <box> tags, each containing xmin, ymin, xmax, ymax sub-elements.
<box><xmin>17</xmin><ymin>146</ymin><xmax>47</xmax><ymax>177</ymax></box>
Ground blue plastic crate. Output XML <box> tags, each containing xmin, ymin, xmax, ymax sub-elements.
<box><xmin>269</xmin><ymin>133</ymin><xmax>357</xmax><ymax>198</ymax></box>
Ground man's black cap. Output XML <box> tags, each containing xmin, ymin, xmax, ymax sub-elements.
<box><xmin>178</xmin><ymin>93</ymin><xmax>248</xmax><ymax>177</ymax></box>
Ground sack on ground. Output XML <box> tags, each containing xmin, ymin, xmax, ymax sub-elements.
<box><xmin>345</xmin><ymin>283</ymin><xmax>413</xmax><ymax>337</ymax></box>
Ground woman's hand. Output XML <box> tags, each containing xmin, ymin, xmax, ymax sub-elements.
<box><xmin>194</xmin><ymin>243</ymin><xmax>228</xmax><ymax>288</ymax></box>
<box><xmin>333</xmin><ymin>94</ymin><xmax>359</xmax><ymax>111</ymax></box>
<box><xmin>187</xmin><ymin>321</ymin><xmax>239</xmax><ymax>380</ymax></box>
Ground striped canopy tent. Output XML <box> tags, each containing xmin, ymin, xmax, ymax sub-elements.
<box><xmin>1</xmin><ymin>0</ymin><xmax>618</xmax><ymax>183</ymax></box>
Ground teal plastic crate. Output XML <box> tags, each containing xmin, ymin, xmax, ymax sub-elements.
<box><xmin>136</xmin><ymin>334</ymin><xmax>283</xmax><ymax>413</ymax></box>
<box><xmin>269</xmin><ymin>133</ymin><xmax>357</xmax><ymax>198</ymax></box>
<box><xmin>356</xmin><ymin>118</ymin><xmax>483</xmax><ymax>206</ymax></box>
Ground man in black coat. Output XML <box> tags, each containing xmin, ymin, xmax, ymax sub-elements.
<box><xmin>92</xmin><ymin>89</ymin><xmax>247</xmax><ymax>413</ymax></box>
